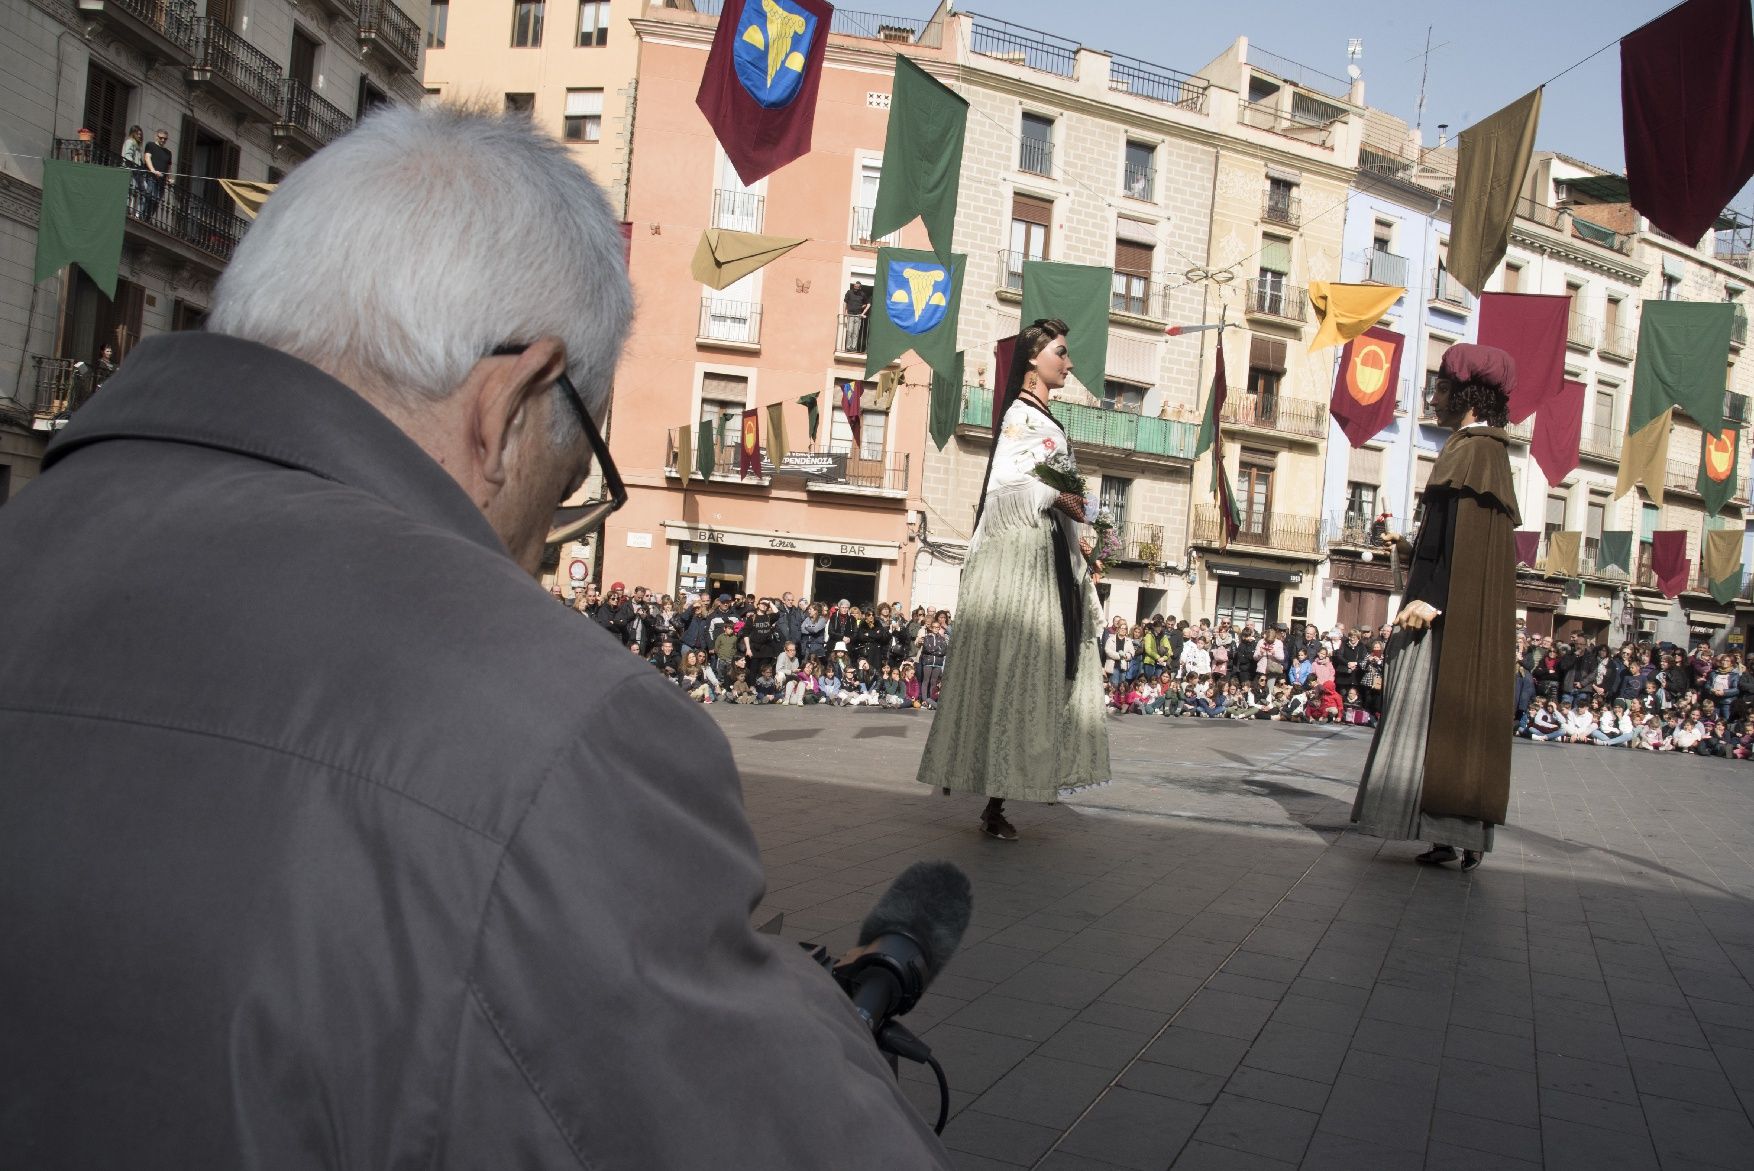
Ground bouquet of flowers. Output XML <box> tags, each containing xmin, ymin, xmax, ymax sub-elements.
<box><xmin>1033</xmin><ymin>450</ymin><xmax>1116</xmax><ymax>563</ymax></box>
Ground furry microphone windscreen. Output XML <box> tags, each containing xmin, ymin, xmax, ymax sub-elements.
<box><xmin>855</xmin><ymin>861</ymin><xmax>973</xmax><ymax>973</ymax></box>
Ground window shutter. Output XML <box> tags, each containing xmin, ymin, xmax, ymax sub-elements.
<box><xmin>702</xmin><ymin>373</ymin><xmax>746</xmax><ymax>400</ymax></box>
<box><xmin>1113</xmin><ymin>239</ymin><xmax>1153</xmax><ymax>277</ymax></box>
<box><xmin>1425</xmin><ymin>334</ymin><xmax>1451</xmax><ymax>373</ymax></box>
<box><xmin>1249</xmin><ymin>336</ymin><xmax>1286</xmax><ymax>372</ymax></box>
<box><xmin>1348</xmin><ymin>446</ymin><xmax>1383</xmax><ymax>485</ymax></box>
<box><xmin>1011</xmin><ymin>193</ymin><xmax>1052</xmax><ymax>226</ymax></box>
<box><xmin>1414</xmin><ymin>457</ymin><xmax>1434</xmax><ymax>495</ymax></box>
<box><xmin>1258</xmin><ymin>238</ymin><xmax>1291</xmax><ymax>273</ymax></box>
<box><xmin>566</xmin><ymin>89</ymin><xmax>604</xmax><ymax>117</ymax></box>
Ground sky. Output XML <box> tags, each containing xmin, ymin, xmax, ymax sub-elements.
<box><xmin>967</xmin><ymin>0</ymin><xmax>1754</xmax><ymax>218</ymax></box>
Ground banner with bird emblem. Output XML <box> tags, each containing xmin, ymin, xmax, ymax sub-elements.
<box><xmin>864</xmin><ymin>246</ymin><xmax>964</xmax><ymax>378</ymax></box>
<box><xmin>695</xmin><ymin>0</ymin><xmax>833</xmax><ymax>184</ymax></box>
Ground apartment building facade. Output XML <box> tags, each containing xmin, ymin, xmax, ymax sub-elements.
<box><xmin>593</xmin><ymin>2</ymin><xmax>948</xmax><ymax>605</ymax></box>
<box><xmin>0</xmin><ymin>0</ymin><xmax>424</xmax><ymax>498</ymax></box>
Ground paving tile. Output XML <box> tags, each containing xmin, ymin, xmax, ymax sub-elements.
<box><xmin>1628</xmin><ymin>1056</ymin><xmax>1742</xmax><ymax>1109</ymax></box>
<box><xmin>1036</xmin><ymin>1020</ymin><xmax>1151</xmax><ymax>1071</ymax></box>
<box><xmin>1171</xmin><ymin>989</ymin><xmax>1278</xmax><ymax>1042</ymax></box>
<box><xmin>973</xmin><ymin>1055</ymin><xmax>1119</xmax><ymax>1130</ymax></box>
<box><xmin>1035</xmin><ymin>1152</ymin><xmax>1131</xmax><ymax>1170</ymax></box>
<box><xmin>1188</xmin><ymin>1092</ymin><xmax>1319</xmax><ymax>1165</ymax></box>
<box><xmin>1168</xmin><ymin>1140</ymin><xmax>1294</xmax><ymax>1170</ymax></box>
<box><xmin>1422</xmin><ymin>1139</ymin><xmax>1540</xmax><ymax>1170</ymax></box>
<box><xmin>1443</xmin><ymin>1022</ymin><xmax>1537</xmax><ymax>1073</ymax></box>
<box><xmin>1338</xmin><ymin>1046</ymin><xmax>1441</xmax><ymax>1092</ymax></box>
<box><xmin>1239</xmin><ymin>1020</ymin><xmax>1351</xmax><ymax>1084</ymax></box>
<box><xmin>1538</xmin><ymin>1117</ymin><xmax>1661</xmax><ymax>1171</ymax></box>
<box><xmin>1139</xmin><ymin>1027</ymin><xmax>1253</xmax><ymax>1078</ymax></box>
<box><xmin>1223</xmin><ymin>1066</ymin><xmax>1330</xmax><ymax>1114</ymax></box>
<box><xmin>1349</xmin><ymin>1016</ymin><xmax>1446</xmax><ymax>1062</ymax></box>
<box><xmin>1313</xmin><ymin>1070</ymin><xmax>1433</xmax><ymax>1152</ymax></box>
<box><xmin>914</xmin><ymin>1025</ymin><xmax>1040</xmax><ymax>1096</ymax></box>
<box><xmin>1539</xmin><ymin>1086</ymin><xmax>1650</xmax><ymax>1136</ymax></box>
<box><xmin>989</xmin><ymin>962</ymin><xmax>1122</xmax><ymax>1011</ymax></box>
<box><xmin>1055</xmin><ymin>1086</ymin><xmax>1205</xmax><ymax>1171</ymax></box>
<box><xmin>1099</xmin><ymin>969</ymin><xmax>1204</xmax><ymax>1015</ymax></box>
<box><xmin>1118</xmin><ymin>1059</ymin><xmax>1226</xmax><ymax>1105</ymax></box>
<box><xmin>1536</xmin><ymin>1051</ymin><xmax>1641</xmax><ymax>1105</ymax></box>
<box><xmin>938</xmin><ymin>1108</ymin><xmax>1063</xmax><ymax>1168</ymax></box>
<box><xmin>947</xmin><ymin>995</ymin><xmax>1079</xmax><ymax>1043</ymax></box>
<box><xmin>948</xmin><ymin>1149</ymin><xmax>1028</xmax><ymax>1171</ymax></box>
<box><xmin>1299</xmin><ymin>1130</ymin><xmax>1425</xmax><ymax>1171</ymax></box>
<box><xmin>1428</xmin><ymin>1107</ymin><xmax>1544</xmax><ymax>1164</ymax></box>
<box><xmin>1267</xmin><ymin>992</ymin><xmax>1362</xmax><ymax>1036</ymax></box>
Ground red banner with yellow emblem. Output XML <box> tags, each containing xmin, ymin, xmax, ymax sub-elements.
<box><xmin>1328</xmin><ymin>326</ymin><xmax>1403</xmax><ymax>448</ymax></box>
<box><xmin>1698</xmin><ymin>425</ymin><xmax>1740</xmax><ymax>517</ymax></box>
<box><xmin>737</xmin><ymin>408</ymin><xmax>762</xmax><ymax>479</ymax></box>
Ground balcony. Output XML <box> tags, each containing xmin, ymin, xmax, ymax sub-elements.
<box><xmin>1431</xmin><ymin>268</ymin><xmax>1474</xmax><ymax>311</ymax></box>
<box><xmin>1108</xmin><ymin>53</ymin><xmax>1209</xmax><ymax>114</ymax></box>
<box><xmin>1019</xmin><ymin>137</ymin><xmax>1054</xmax><ymax>177</ymax></box>
<box><xmin>358</xmin><ymin>0</ymin><xmax>422</xmax><ymax>73</ymax></box>
<box><xmin>1664</xmin><ymin>457</ymin><xmax>1714</xmax><ymax>498</ymax></box>
<box><xmin>1599</xmin><ymin>322</ymin><xmax>1635</xmax><ymax>360</ymax></box>
<box><xmin>1109</xmin><ymin>522</ymin><xmax>1172</xmax><ymax>566</ymax></box>
<box><xmin>51</xmin><ymin>139</ymin><xmax>250</xmax><ymax>267</ymax></box>
<box><xmin>1362</xmin><ymin>249</ymin><xmax>1409</xmax><ymax>287</ymax></box>
<box><xmin>1122</xmin><ymin>162</ymin><xmax>1155</xmax><ymax>201</ymax></box>
<box><xmin>997</xmin><ymin>249</ymin><xmax>1030</xmax><ymax>293</ymax></box>
<box><xmin>1514</xmin><ymin>195</ymin><xmax>1566</xmax><ymax>231</ymax></box>
<box><xmin>697</xmin><ymin>298</ymin><xmax>762</xmax><ymax>347</ymax></box>
<box><xmin>1221</xmin><ymin>393</ymin><xmax>1328</xmax><ymax>440</ymax></box>
<box><xmin>969</xmin><ymin>14</ymin><xmax>1078</xmax><ymax>77</ymax></box>
<box><xmin>958</xmin><ymin>385</ymin><xmax>1198</xmax><ymax>462</ymax></box>
<box><xmin>1245</xmin><ymin>279</ymin><xmax>1306</xmax><ymax>323</ymax></box>
<box><xmin>848</xmin><ymin>205</ymin><xmax>898</xmax><ymax>250</ymax></box>
<box><xmin>308</xmin><ymin>0</ymin><xmax>360</xmax><ymax>18</ymax></box>
<box><xmin>1327</xmin><ymin>511</ymin><xmax>1402</xmax><ymax>548</ymax></box>
<box><xmin>1579</xmin><ymin>420</ymin><xmax>1623</xmax><ymax>463</ymax></box>
<box><xmin>27</xmin><ymin>356</ymin><xmax>98</xmax><ymax>430</ymax></box>
<box><xmin>1733</xmin><ymin>308</ymin><xmax>1748</xmax><ymax>350</ymax></box>
<box><xmin>75</xmin><ymin>0</ymin><xmax>196</xmax><ymax>65</ymax></box>
<box><xmin>834</xmin><ymin>312</ymin><xmax>867</xmax><ymax>357</ymax></box>
<box><xmin>1192</xmin><ymin>504</ymin><xmax>1324</xmax><ymax>555</ymax></box>
<box><xmin>1262</xmin><ymin>192</ymin><xmax>1301</xmax><ymax>229</ymax></box>
<box><xmin>664</xmin><ymin>431</ymin><xmax>910</xmax><ymax>495</ymax></box>
<box><xmin>189</xmin><ymin>19</ymin><xmax>283</xmax><ymax>123</ymax></box>
<box><xmin>1110</xmin><ymin>273</ymin><xmax>1161</xmax><ymax>320</ymax></box>
<box><xmin>273</xmin><ymin>80</ymin><xmax>354</xmax><ymax>154</ymax></box>
<box><xmin>1571</xmin><ymin>216</ymin><xmax>1634</xmax><ymax>256</ymax></box>
<box><xmin>711</xmin><ymin>188</ymin><xmax>765</xmax><ymax>232</ymax></box>
<box><xmin>1567</xmin><ymin>312</ymin><xmax>1598</xmax><ymax>352</ymax></box>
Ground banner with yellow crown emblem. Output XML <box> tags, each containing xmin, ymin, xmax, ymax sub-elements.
<box><xmin>695</xmin><ymin>0</ymin><xmax>832</xmax><ymax>185</ymax></box>
<box><xmin>865</xmin><ymin>246</ymin><xmax>964</xmax><ymax>378</ymax></box>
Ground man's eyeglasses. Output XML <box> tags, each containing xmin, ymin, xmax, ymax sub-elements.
<box><xmin>490</xmin><ymin>344</ymin><xmax>626</xmax><ymax>545</ymax></box>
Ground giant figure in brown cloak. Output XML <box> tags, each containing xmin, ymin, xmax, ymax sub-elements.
<box><xmin>1352</xmin><ymin>343</ymin><xmax>1521</xmax><ymax>871</ymax></box>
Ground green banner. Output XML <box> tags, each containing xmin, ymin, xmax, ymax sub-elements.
<box><xmin>1595</xmin><ymin>530</ymin><xmax>1633</xmax><ymax>574</ymax></box>
<box><xmin>928</xmin><ymin>351</ymin><xmax>965</xmax><ymax>451</ymax></box>
<box><xmin>870</xmin><ymin>54</ymin><xmax>967</xmax><ymax>267</ymax></box>
<box><xmin>1632</xmin><ymin>301</ymin><xmax>1734</xmax><ymax>435</ymax></box>
<box><xmin>696</xmin><ymin>419</ymin><xmax>716</xmax><ymax>481</ymax></box>
<box><xmin>1705</xmin><ymin>529</ymin><xmax>1744</xmax><ymax>604</ymax></box>
<box><xmin>865</xmin><ymin>247</ymin><xmax>963</xmax><ymax>378</ymax></box>
<box><xmin>33</xmin><ymin>158</ymin><xmax>130</xmax><ymax>298</ymax></box>
<box><xmin>1020</xmin><ymin>261</ymin><xmax>1112</xmax><ymax>398</ymax></box>
<box><xmin>796</xmin><ymin>391</ymin><xmax>820</xmax><ymax>446</ymax></box>
<box><xmin>1698</xmin><ymin>426</ymin><xmax>1741</xmax><ymax>517</ymax></box>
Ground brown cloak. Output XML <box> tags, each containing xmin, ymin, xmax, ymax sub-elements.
<box><xmin>1407</xmin><ymin>427</ymin><xmax>1521</xmax><ymax>824</ymax></box>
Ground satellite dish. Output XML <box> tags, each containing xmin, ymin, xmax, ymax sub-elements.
<box><xmin>1346</xmin><ymin>64</ymin><xmax>1362</xmax><ymax>79</ymax></box>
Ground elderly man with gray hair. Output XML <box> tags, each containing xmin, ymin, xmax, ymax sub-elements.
<box><xmin>0</xmin><ymin>107</ymin><xmax>950</xmax><ymax>1169</ymax></box>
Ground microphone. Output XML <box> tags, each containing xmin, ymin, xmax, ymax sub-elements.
<box><xmin>834</xmin><ymin>861</ymin><xmax>972</xmax><ymax>1034</ymax></box>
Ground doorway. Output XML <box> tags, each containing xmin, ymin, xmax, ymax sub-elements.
<box><xmin>811</xmin><ymin>554</ymin><xmax>880</xmax><ymax>609</ymax></box>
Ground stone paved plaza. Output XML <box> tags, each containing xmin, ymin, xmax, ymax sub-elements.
<box><xmin>711</xmin><ymin>704</ymin><xmax>1754</xmax><ymax>1170</ymax></box>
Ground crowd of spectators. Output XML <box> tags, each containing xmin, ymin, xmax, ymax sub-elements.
<box><xmin>554</xmin><ymin>582</ymin><xmax>1754</xmax><ymax>760</ymax></box>
<box><xmin>1515</xmin><ymin>633</ymin><xmax>1754</xmax><ymax>757</ymax></box>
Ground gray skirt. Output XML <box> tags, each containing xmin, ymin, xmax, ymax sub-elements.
<box><xmin>1352</xmin><ymin>626</ymin><xmax>1496</xmax><ymax>853</ymax></box>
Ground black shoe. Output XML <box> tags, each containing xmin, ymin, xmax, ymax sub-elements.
<box><xmin>1416</xmin><ymin>845</ymin><xmax>1460</xmax><ymax>865</ymax></box>
<box><xmin>980</xmin><ymin>811</ymin><xmax>1018</xmax><ymax>841</ymax></box>
<box><xmin>1460</xmin><ymin>850</ymin><xmax>1483</xmax><ymax>872</ymax></box>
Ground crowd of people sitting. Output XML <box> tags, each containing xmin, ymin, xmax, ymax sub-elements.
<box><xmin>554</xmin><ymin>582</ymin><xmax>1754</xmax><ymax>759</ymax></box>
<box><xmin>1516</xmin><ymin>633</ymin><xmax>1754</xmax><ymax>757</ymax></box>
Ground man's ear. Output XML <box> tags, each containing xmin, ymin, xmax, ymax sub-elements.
<box><xmin>470</xmin><ymin>339</ymin><xmax>569</xmax><ymax>490</ymax></box>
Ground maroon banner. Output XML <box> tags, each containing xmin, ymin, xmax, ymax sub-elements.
<box><xmin>1329</xmin><ymin>326</ymin><xmax>1404</xmax><ymax>448</ymax></box>
<box><xmin>695</xmin><ymin>0</ymin><xmax>833</xmax><ymax>185</ymax></box>
<box><xmin>990</xmin><ymin>333</ymin><xmax>1019</xmax><ymax>434</ymax></box>
<box><xmin>1622</xmin><ymin>0</ymin><xmax>1754</xmax><ymax>245</ymax></box>
<box><xmin>837</xmin><ymin>378</ymin><xmax>863</xmax><ymax>447</ymax></box>
<box><xmin>1478</xmin><ymin>293</ymin><xmax>1569</xmax><ymax>423</ymax></box>
<box><xmin>1513</xmin><ymin>530</ymin><xmax>1540</xmax><ymax>567</ymax></box>
<box><xmin>1652</xmin><ymin>529</ymin><xmax>1690</xmax><ymax>597</ymax></box>
<box><xmin>737</xmin><ymin>408</ymin><xmax>762</xmax><ymax>479</ymax></box>
<box><xmin>1532</xmin><ymin>378</ymin><xmax>1587</xmax><ymax>486</ymax></box>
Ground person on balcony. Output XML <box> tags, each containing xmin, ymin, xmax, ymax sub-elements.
<box><xmin>841</xmin><ymin>280</ymin><xmax>870</xmax><ymax>352</ymax></box>
<box><xmin>121</xmin><ymin>126</ymin><xmax>146</xmax><ymax>215</ymax></box>
<box><xmin>1352</xmin><ymin>344</ymin><xmax>1521</xmax><ymax>873</ymax></box>
<box><xmin>916</xmin><ymin>317</ymin><xmax>1109</xmax><ymax>840</ymax></box>
<box><xmin>140</xmin><ymin>128</ymin><xmax>173</xmax><ymax>221</ymax></box>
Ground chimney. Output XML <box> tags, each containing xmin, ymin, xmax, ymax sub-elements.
<box><xmin>1348</xmin><ymin>77</ymin><xmax>1365</xmax><ymax>105</ymax></box>
<box><xmin>1437</xmin><ymin>123</ymin><xmax>1449</xmax><ymax>148</ymax></box>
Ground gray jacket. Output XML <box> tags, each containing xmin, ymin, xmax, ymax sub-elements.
<box><xmin>0</xmin><ymin>334</ymin><xmax>949</xmax><ymax>1170</ymax></box>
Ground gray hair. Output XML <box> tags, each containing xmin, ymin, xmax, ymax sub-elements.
<box><xmin>209</xmin><ymin>105</ymin><xmax>632</xmax><ymax>440</ymax></box>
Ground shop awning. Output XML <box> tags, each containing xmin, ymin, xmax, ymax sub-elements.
<box><xmin>1205</xmin><ymin>561</ymin><xmax>1305</xmax><ymax>585</ymax></box>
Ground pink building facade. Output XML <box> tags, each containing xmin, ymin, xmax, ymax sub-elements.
<box><xmin>598</xmin><ymin>5</ymin><xmax>949</xmax><ymax>606</ymax></box>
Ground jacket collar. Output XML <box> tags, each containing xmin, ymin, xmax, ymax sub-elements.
<box><xmin>45</xmin><ymin>333</ymin><xmax>506</xmax><ymax>556</ymax></box>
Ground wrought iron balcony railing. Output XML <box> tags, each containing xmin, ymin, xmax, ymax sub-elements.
<box><xmin>848</xmin><ymin>205</ymin><xmax>898</xmax><ymax>249</ymax></box>
<box><xmin>969</xmin><ymin>14</ymin><xmax>1078</xmax><ymax>77</ymax></box>
<box><xmin>51</xmin><ymin>138</ymin><xmax>250</xmax><ymax>265</ymax></box>
<box><xmin>76</xmin><ymin>0</ymin><xmax>198</xmax><ymax>60</ymax></box>
<box><xmin>191</xmin><ymin>18</ymin><xmax>284</xmax><ymax>118</ymax></box>
<box><xmin>835</xmin><ymin>312</ymin><xmax>868</xmax><ymax>355</ymax></box>
<box><xmin>711</xmin><ymin>188</ymin><xmax>765</xmax><ymax>232</ymax></box>
<box><xmin>1111</xmin><ymin>521</ymin><xmax>1171</xmax><ymax>566</ymax></box>
<box><xmin>358</xmin><ymin>0</ymin><xmax>422</xmax><ymax>72</ymax></box>
<box><xmin>1018</xmin><ymin>137</ymin><xmax>1054</xmax><ymax>177</ymax></box>
<box><xmin>1107</xmin><ymin>53</ymin><xmax>1209</xmax><ymax>113</ymax></box>
<box><xmin>1245</xmin><ymin>279</ymin><xmax>1306</xmax><ymax>322</ymax></box>
<box><xmin>1599</xmin><ymin>323</ymin><xmax>1635</xmax><ymax>359</ymax></box>
<box><xmin>1579</xmin><ymin>421</ymin><xmax>1623</xmax><ymax>462</ymax></box>
<box><xmin>1192</xmin><ymin>505</ymin><xmax>1324</xmax><ymax>554</ymax></box>
<box><xmin>29</xmin><ymin>356</ymin><xmax>97</xmax><ymax>424</ymax></box>
<box><xmin>1262</xmin><ymin>192</ymin><xmax>1301</xmax><ymax>228</ymax></box>
<box><xmin>1122</xmin><ymin>162</ymin><xmax>1155</xmax><ymax>200</ymax></box>
<box><xmin>1431</xmin><ymin>267</ymin><xmax>1474</xmax><ymax>310</ymax></box>
<box><xmin>1733</xmin><ymin>308</ymin><xmax>1748</xmax><ymax>350</ymax></box>
<box><xmin>1221</xmin><ymin>393</ymin><xmax>1328</xmax><ymax>439</ymax></box>
<box><xmin>664</xmin><ymin>431</ymin><xmax>909</xmax><ymax>493</ymax></box>
<box><xmin>276</xmin><ymin>79</ymin><xmax>353</xmax><ymax>150</ymax></box>
<box><xmin>697</xmin><ymin>298</ymin><xmax>763</xmax><ymax>346</ymax></box>
<box><xmin>1567</xmin><ymin>312</ymin><xmax>1598</xmax><ymax>351</ymax></box>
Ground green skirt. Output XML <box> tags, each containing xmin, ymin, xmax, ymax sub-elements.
<box><xmin>915</xmin><ymin>519</ymin><xmax>1110</xmax><ymax>802</ymax></box>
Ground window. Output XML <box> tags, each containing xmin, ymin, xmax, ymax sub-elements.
<box><xmin>512</xmin><ymin>0</ymin><xmax>545</xmax><ymax>47</ymax></box>
<box><xmin>577</xmin><ymin>0</ymin><xmax>609</xmax><ymax>45</ymax></box>
<box><xmin>1099</xmin><ymin>476</ymin><xmax>1132</xmax><ymax>531</ymax></box>
<box><xmin>1123</xmin><ymin>140</ymin><xmax>1154</xmax><ymax>199</ymax></box>
<box><xmin>1019</xmin><ymin>113</ymin><xmax>1053</xmax><ymax>176</ymax></box>
<box><xmin>564</xmin><ymin>88</ymin><xmax>603</xmax><ymax>142</ymax></box>
<box><xmin>82</xmin><ymin>63</ymin><xmax>132</xmax><ymax>154</ymax></box>
<box><xmin>1100</xmin><ymin>380</ymin><xmax>1145</xmax><ymax>413</ymax></box>
<box><xmin>504</xmin><ymin>93</ymin><xmax>534</xmax><ymax>117</ymax></box>
<box><xmin>832</xmin><ymin>389</ymin><xmax>886</xmax><ymax>460</ymax></box>
<box><xmin>1112</xmin><ymin>239</ymin><xmax>1153</xmax><ymax>316</ymax></box>
<box><xmin>1372</xmin><ymin>220</ymin><xmax>1394</xmax><ymax>254</ymax></box>
<box><xmin>1257</xmin><ymin>237</ymin><xmax>1291</xmax><ymax>312</ymax></box>
<box><xmin>1247</xmin><ymin>336</ymin><xmax>1286</xmax><ymax>411</ymax></box>
<box><xmin>699</xmin><ymin>373</ymin><xmax>749</xmax><ymax>454</ymax></box>
<box><xmin>1661</xmin><ymin>272</ymin><xmax>1680</xmax><ymax>300</ymax></box>
<box><xmin>1604</xmin><ymin>296</ymin><xmax>1623</xmax><ymax>332</ymax></box>
<box><xmin>1236</xmin><ymin>452</ymin><xmax>1274</xmax><ymax>538</ymax></box>
<box><xmin>1637</xmin><ymin>502</ymin><xmax>1659</xmax><ymax>584</ymax></box>
<box><xmin>1346</xmin><ymin>481</ymin><xmax>1376</xmax><ymax>522</ymax></box>
<box><xmin>1586</xmin><ymin>498</ymin><xmax>1606</xmax><ymax>565</ymax></box>
<box><xmin>1544</xmin><ymin>493</ymin><xmax>1567</xmax><ymax>546</ymax></box>
<box><xmin>1007</xmin><ymin>193</ymin><xmax>1052</xmax><ymax>289</ymax></box>
<box><xmin>358</xmin><ymin>78</ymin><xmax>389</xmax><ymax>116</ymax></box>
<box><xmin>1216</xmin><ymin>585</ymin><xmax>1271</xmax><ymax>630</ymax></box>
<box><xmin>1502</xmin><ymin>261</ymin><xmax>1522</xmax><ymax>294</ymax></box>
<box><xmin>1265</xmin><ymin>177</ymin><xmax>1297</xmax><ymax>224</ymax></box>
<box><xmin>427</xmin><ymin>0</ymin><xmax>448</xmax><ymax>48</ymax></box>
<box><xmin>1592</xmin><ymin>388</ymin><xmax>1615</xmax><ymax>432</ymax></box>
